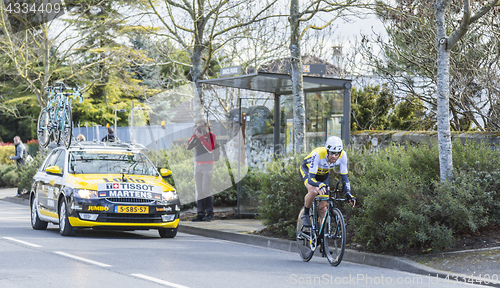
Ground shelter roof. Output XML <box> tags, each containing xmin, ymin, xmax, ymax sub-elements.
<box><xmin>199</xmin><ymin>72</ymin><xmax>351</xmax><ymax>95</ymax></box>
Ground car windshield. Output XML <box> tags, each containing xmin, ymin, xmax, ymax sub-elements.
<box><xmin>68</xmin><ymin>150</ymin><xmax>159</xmax><ymax>176</ymax></box>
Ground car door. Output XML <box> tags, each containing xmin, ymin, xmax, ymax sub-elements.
<box><xmin>50</xmin><ymin>149</ymin><xmax>66</xmax><ymax>214</ymax></box>
<box><xmin>38</xmin><ymin>150</ymin><xmax>61</xmax><ymax>213</ymax></box>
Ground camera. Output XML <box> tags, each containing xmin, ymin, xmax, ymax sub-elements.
<box><xmin>196</xmin><ymin>126</ymin><xmax>204</xmax><ymax>133</ymax></box>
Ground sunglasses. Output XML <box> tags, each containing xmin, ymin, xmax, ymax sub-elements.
<box><xmin>330</xmin><ymin>151</ymin><xmax>341</xmax><ymax>156</ymax></box>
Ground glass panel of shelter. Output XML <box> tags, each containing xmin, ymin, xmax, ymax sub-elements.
<box><xmin>305</xmin><ymin>90</ymin><xmax>344</xmax><ymax>150</ymax></box>
<box><xmin>236</xmin><ymin>96</ymin><xmax>274</xmax><ymax>214</ymax></box>
<box><xmin>282</xmin><ymin>90</ymin><xmax>344</xmax><ymax>154</ymax></box>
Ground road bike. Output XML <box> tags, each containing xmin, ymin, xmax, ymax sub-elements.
<box><xmin>37</xmin><ymin>82</ymin><xmax>82</xmax><ymax>148</ymax></box>
<box><xmin>296</xmin><ymin>181</ymin><xmax>347</xmax><ymax>266</ymax></box>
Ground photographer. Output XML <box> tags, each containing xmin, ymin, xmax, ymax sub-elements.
<box><xmin>186</xmin><ymin>119</ymin><xmax>216</xmax><ymax>222</ymax></box>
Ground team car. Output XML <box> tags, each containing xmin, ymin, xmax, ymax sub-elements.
<box><xmin>29</xmin><ymin>141</ymin><xmax>180</xmax><ymax>238</ymax></box>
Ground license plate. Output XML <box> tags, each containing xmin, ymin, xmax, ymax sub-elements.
<box><xmin>115</xmin><ymin>206</ymin><xmax>149</xmax><ymax>214</ymax></box>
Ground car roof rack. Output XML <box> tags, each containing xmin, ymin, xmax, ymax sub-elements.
<box><xmin>70</xmin><ymin>140</ymin><xmax>150</xmax><ymax>152</ymax></box>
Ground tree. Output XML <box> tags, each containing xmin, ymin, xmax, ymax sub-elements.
<box><xmin>64</xmin><ymin>0</ymin><xmax>162</xmax><ymax>126</ymax></box>
<box><xmin>145</xmin><ymin>0</ymin><xmax>281</xmax><ymax>122</ymax></box>
<box><xmin>351</xmin><ymin>84</ymin><xmax>393</xmax><ymax>130</ymax></box>
<box><xmin>388</xmin><ymin>96</ymin><xmax>431</xmax><ymax>131</ymax></box>
<box><xmin>288</xmin><ymin>0</ymin><xmax>369</xmax><ymax>153</ymax></box>
<box><xmin>368</xmin><ymin>0</ymin><xmax>500</xmax><ymax>132</ymax></box>
<box><xmin>434</xmin><ymin>0</ymin><xmax>499</xmax><ymax>181</ymax></box>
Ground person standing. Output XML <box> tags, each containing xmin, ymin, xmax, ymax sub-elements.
<box><xmin>187</xmin><ymin>119</ymin><xmax>216</xmax><ymax>222</ymax></box>
<box><xmin>10</xmin><ymin>136</ymin><xmax>27</xmax><ymax>196</ymax></box>
<box><xmin>101</xmin><ymin>127</ymin><xmax>116</xmax><ymax>142</ymax></box>
<box><xmin>76</xmin><ymin>134</ymin><xmax>86</xmax><ymax>141</ymax></box>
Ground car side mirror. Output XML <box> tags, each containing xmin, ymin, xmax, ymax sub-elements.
<box><xmin>160</xmin><ymin>168</ymin><xmax>172</xmax><ymax>178</ymax></box>
<box><xmin>46</xmin><ymin>165</ymin><xmax>62</xmax><ymax>175</ymax></box>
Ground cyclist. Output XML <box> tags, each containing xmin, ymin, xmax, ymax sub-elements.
<box><xmin>300</xmin><ymin>136</ymin><xmax>356</xmax><ymax>227</ymax></box>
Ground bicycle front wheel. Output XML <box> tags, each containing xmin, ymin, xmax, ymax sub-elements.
<box><xmin>37</xmin><ymin>108</ymin><xmax>50</xmax><ymax>147</ymax></box>
<box><xmin>323</xmin><ymin>207</ymin><xmax>346</xmax><ymax>266</ymax></box>
<box><xmin>296</xmin><ymin>208</ymin><xmax>314</xmax><ymax>262</ymax></box>
<box><xmin>58</xmin><ymin>105</ymin><xmax>72</xmax><ymax>148</ymax></box>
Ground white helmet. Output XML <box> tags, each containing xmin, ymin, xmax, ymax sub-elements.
<box><xmin>325</xmin><ymin>136</ymin><xmax>343</xmax><ymax>153</ymax></box>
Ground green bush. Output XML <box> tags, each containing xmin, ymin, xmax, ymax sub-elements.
<box><xmin>257</xmin><ymin>155</ymin><xmax>307</xmax><ymax>238</ymax></box>
<box><xmin>349</xmin><ymin>140</ymin><xmax>500</xmax><ymax>253</ymax></box>
<box><xmin>18</xmin><ymin>153</ymin><xmax>45</xmax><ymax>192</ymax></box>
<box><xmin>3</xmin><ymin>169</ymin><xmax>18</xmax><ymax>187</ymax></box>
<box><xmin>0</xmin><ymin>164</ymin><xmax>17</xmax><ymax>186</ymax></box>
<box><xmin>0</xmin><ymin>146</ymin><xmax>15</xmax><ymax>165</ymax></box>
<box><xmin>253</xmin><ymin>140</ymin><xmax>500</xmax><ymax>253</ymax></box>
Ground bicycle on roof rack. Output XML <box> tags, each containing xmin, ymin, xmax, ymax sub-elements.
<box><xmin>296</xmin><ymin>181</ymin><xmax>347</xmax><ymax>266</ymax></box>
<box><xmin>70</xmin><ymin>141</ymin><xmax>149</xmax><ymax>152</ymax></box>
<box><xmin>37</xmin><ymin>82</ymin><xmax>82</xmax><ymax>149</ymax></box>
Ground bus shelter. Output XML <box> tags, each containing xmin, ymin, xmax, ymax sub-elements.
<box><xmin>200</xmin><ymin>72</ymin><xmax>352</xmax><ymax>214</ymax></box>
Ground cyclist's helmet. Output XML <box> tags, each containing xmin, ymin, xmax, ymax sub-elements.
<box><xmin>325</xmin><ymin>136</ymin><xmax>343</xmax><ymax>153</ymax></box>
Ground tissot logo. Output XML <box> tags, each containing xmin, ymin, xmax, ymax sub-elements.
<box><xmin>106</xmin><ymin>183</ymin><xmax>127</xmax><ymax>189</ymax></box>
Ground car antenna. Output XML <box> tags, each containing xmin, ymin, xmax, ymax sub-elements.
<box><xmin>121</xmin><ymin>168</ymin><xmax>127</xmax><ymax>182</ymax></box>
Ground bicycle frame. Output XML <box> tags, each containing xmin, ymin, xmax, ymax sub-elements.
<box><xmin>38</xmin><ymin>83</ymin><xmax>82</xmax><ymax>148</ymax></box>
<box><xmin>297</xmin><ymin>181</ymin><xmax>347</xmax><ymax>264</ymax></box>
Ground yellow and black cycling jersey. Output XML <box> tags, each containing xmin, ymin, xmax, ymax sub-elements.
<box><xmin>300</xmin><ymin>147</ymin><xmax>349</xmax><ymax>189</ymax></box>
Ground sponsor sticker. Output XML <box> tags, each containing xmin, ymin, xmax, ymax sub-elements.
<box><xmin>156</xmin><ymin>207</ymin><xmax>172</xmax><ymax>212</ymax></box>
<box><xmin>97</xmin><ymin>182</ymin><xmax>162</xmax><ymax>200</ymax></box>
<box><xmin>87</xmin><ymin>206</ymin><xmax>109</xmax><ymax>212</ymax></box>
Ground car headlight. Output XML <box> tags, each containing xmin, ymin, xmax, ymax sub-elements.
<box><xmin>162</xmin><ymin>191</ymin><xmax>178</xmax><ymax>202</ymax></box>
<box><xmin>76</xmin><ymin>189</ymin><xmax>98</xmax><ymax>199</ymax></box>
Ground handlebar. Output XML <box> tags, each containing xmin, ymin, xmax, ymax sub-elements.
<box><xmin>315</xmin><ymin>181</ymin><xmax>346</xmax><ymax>202</ymax></box>
<box><xmin>45</xmin><ymin>83</ymin><xmax>83</xmax><ymax>103</ymax></box>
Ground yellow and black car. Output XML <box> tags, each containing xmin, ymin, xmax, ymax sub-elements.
<box><xmin>30</xmin><ymin>142</ymin><xmax>180</xmax><ymax>238</ymax></box>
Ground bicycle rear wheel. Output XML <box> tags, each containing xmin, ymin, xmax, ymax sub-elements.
<box><xmin>323</xmin><ymin>207</ymin><xmax>346</xmax><ymax>266</ymax></box>
<box><xmin>58</xmin><ymin>105</ymin><xmax>72</xmax><ymax>148</ymax></box>
<box><xmin>37</xmin><ymin>108</ymin><xmax>50</xmax><ymax>147</ymax></box>
<box><xmin>296</xmin><ymin>208</ymin><xmax>314</xmax><ymax>262</ymax></box>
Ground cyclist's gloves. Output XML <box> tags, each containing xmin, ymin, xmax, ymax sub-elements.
<box><xmin>345</xmin><ymin>192</ymin><xmax>355</xmax><ymax>202</ymax></box>
<box><xmin>318</xmin><ymin>183</ymin><xmax>327</xmax><ymax>194</ymax></box>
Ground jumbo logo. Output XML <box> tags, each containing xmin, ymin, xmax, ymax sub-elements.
<box><xmin>88</xmin><ymin>206</ymin><xmax>109</xmax><ymax>212</ymax></box>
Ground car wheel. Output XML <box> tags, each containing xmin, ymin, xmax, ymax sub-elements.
<box><xmin>31</xmin><ymin>194</ymin><xmax>48</xmax><ymax>230</ymax></box>
<box><xmin>59</xmin><ymin>199</ymin><xmax>76</xmax><ymax>236</ymax></box>
<box><xmin>158</xmin><ymin>227</ymin><xmax>177</xmax><ymax>238</ymax></box>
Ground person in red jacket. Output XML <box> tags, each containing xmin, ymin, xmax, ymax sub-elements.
<box><xmin>187</xmin><ymin>119</ymin><xmax>216</xmax><ymax>221</ymax></box>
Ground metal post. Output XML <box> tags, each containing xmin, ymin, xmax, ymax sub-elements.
<box><xmin>274</xmin><ymin>94</ymin><xmax>280</xmax><ymax>158</ymax></box>
<box><xmin>237</xmin><ymin>97</ymin><xmax>242</xmax><ymax>215</ymax></box>
<box><xmin>114</xmin><ymin>105</ymin><xmax>117</xmax><ymax>140</ymax></box>
<box><xmin>342</xmin><ymin>82</ymin><xmax>352</xmax><ymax>146</ymax></box>
<box><xmin>130</xmin><ymin>101</ymin><xmax>134</xmax><ymax>142</ymax></box>
<box><xmin>95</xmin><ymin>124</ymin><xmax>101</xmax><ymax>141</ymax></box>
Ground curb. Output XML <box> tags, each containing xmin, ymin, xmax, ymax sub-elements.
<box><xmin>179</xmin><ymin>224</ymin><xmax>500</xmax><ymax>288</ymax></box>
<box><xmin>179</xmin><ymin>224</ymin><xmax>298</xmax><ymax>253</ymax></box>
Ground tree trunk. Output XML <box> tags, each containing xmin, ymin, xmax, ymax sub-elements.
<box><xmin>289</xmin><ymin>0</ymin><xmax>306</xmax><ymax>154</ymax></box>
<box><xmin>435</xmin><ymin>1</ymin><xmax>453</xmax><ymax>181</ymax></box>
<box><xmin>191</xmin><ymin>44</ymin><xmax>205</xmax><ymax>122</ymax></box>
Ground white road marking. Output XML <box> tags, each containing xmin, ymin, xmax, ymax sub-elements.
<box><xmin>131</xmin><ymin>274</ymin><xmax>191</xmax><ymax>288</ymax></box>
<box><xmin>54</xmin><ymin>251</ymin><xmax>111</xmax><ymax>267</ymax></box>
<box><xmin>4</xmin><ymin>237</ymin><xmax>42</xmax><ymax>248</ymax></box>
